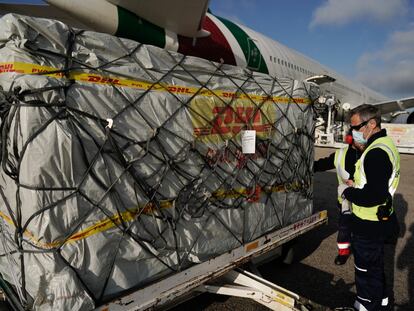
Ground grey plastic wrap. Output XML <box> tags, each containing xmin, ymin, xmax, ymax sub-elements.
<box><xmin>0</xmin><ymin>14</ymin><xmax>318</xmax><ymax>310</ymax></box>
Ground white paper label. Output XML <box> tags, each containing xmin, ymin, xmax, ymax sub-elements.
<box><xmin>242</xmin><ymin>130</ymin><xmax>256</xmax><ymax>154</ymax></box>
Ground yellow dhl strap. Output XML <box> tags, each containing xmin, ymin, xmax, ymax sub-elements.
<box><xmin>0</xmin><ymin>201</ymin><xmax>173</xmax><ymax>249</ymax></box>
<box><xmin>0</xmin><ymin>62</ymin><xmax>311</xmax><ymax>104</ymax></box>
<box><xmin>0</xmin><ymin>183</ymin><xmax>308</xmax><ymax>249</ymax></box>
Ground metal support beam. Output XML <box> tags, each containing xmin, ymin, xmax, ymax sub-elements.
<box><xmin>199</xmin><ymin>268</ymin><xmax>328</xmax><ymax>311</ymax></box>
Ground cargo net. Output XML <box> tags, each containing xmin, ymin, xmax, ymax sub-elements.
<box><xmin>0</xmin><ymin>14</ymin><xmax>318</xmax><ymax>310</ymax></box>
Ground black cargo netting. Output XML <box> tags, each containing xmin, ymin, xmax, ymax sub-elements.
<box><xmin>0</xmin><ymin>15</ymin><xmax>318</xmax><ymax>308</ymax></box>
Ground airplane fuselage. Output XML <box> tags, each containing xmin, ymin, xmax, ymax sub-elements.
<box><xmin>4</xmin><ymin>0</ymin><xmax>390</xmax><ymax>109</ymax></box>
<box><xmin>76</xmin><ymin>2</ymin><xmax>389</xmax><ymax>108</ymax></box>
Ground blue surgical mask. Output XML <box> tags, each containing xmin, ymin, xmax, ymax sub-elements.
<box><xmin>352</xmin><ymin>130</ymin><xmax>367</xmax><ymax>145</ymax></box>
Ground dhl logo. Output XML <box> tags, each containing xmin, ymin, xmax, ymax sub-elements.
<box><xmin>210</xmin><ymin>106</ymin><xmax>271</xmax><ymax>135</ymax></box>
<box><xmin>86</xmin><ymin>75</ymin><xmax>124</xmax><ymax>85</ymax></box>
<box><xmin>0</xmin><ymin>62</ymin><xmax>63</xmax><ymax>76</ymax></box>
<box><xmin>191</xmin><ymin>97</ymin><xmax>276</xmax><ymax>141</ymax></box>
<box><xmin>31</xmin><ymin>67</ymin><xmax>65</xmax><ymax>77</ymax></box>
<box><xmin>167</xmin><ymin>86</ymin><xmax>192</xmax><ymax>94</ymax></box>
<box><xmin>0</xmin><ymin>63</ymin><xmax>20</xmax><ymax>73</ymax></box>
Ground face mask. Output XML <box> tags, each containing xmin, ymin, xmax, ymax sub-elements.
<box><xmin>352</xmin><ymin>130</ymin><xmax>367</xmax><ymax>145</ymax></box>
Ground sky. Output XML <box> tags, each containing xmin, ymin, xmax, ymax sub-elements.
<box><xmin>2</xmin><ymin>0</ymin><xmax>414</xmax><ymax>100</ymax></box>
<box><xmin>210</xmin><ymin>0</ymin><xmax>414</xmax><ymax>100</ymax></box>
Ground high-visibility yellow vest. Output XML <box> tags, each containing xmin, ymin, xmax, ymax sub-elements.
<box><xmin>334</xmin><ymin>146</ymin><xmax>349</xmax><ymax>203</ymax></box>
<box><xmin>352</xmin><ymin>136</ymin><xmax>400</xmax><ymax>221</ymax></box>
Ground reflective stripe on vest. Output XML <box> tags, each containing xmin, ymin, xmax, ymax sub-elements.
<box><xmin>334</xmin><ymin>146</ymin><xmax>349</xmax><ymax>203</ymax></box>
<box><xmin>352</xmin><ymin>136</ymin><xmax>400</xmax><ymax>221</ymax></box>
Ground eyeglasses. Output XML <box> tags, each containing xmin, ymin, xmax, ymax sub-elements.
<box><xmin>350</xmin><ymin>118</ymin><xmax>372</xmax><ymax>131</ymax></box>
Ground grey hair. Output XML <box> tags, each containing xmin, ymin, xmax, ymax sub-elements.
<box><xmin>349</xmin><ymin>104</ymin><xmax>381</xmax><ymax>127</ymax></box>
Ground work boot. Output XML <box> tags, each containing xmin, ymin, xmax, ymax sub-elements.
<box><xmin>334</xmin><ymin>254</ymin><xmax>349</xmax><ymax>265</ymax></box>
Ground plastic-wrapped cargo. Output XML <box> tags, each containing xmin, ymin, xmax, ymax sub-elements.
<box><xmin>0</xmin><ymin>14</ymin><xmax>318</xmax><ymax>311</ymax></box>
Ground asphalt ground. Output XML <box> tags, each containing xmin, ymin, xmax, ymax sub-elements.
<box><xmin>174</xmin><ymin>147</ymin><xmax>414</xmax><ymax>311</ymax></box>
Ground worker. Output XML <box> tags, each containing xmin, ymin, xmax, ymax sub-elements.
<box><xmin>314</xmin><ymin>131</ymin><xmax>360</xmax><ymax>265</ymax></box>
<box><xmin>340</xmin><ymin>104</ymin><xmax>400</xmax><ymax>311</ymax></box>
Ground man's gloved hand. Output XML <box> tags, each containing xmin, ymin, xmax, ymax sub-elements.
<box><xmin>345</xmin><ymin>179</ymin><xmax>354</xmax><ymax>187</ymax></box>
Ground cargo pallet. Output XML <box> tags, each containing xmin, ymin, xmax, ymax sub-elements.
<box><xmin>1</xmin><ymin>211</ymin><xmax>328</xmax><ymax>311</ymax></box>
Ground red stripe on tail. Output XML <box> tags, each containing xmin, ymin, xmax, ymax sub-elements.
<box><xmin>178</xmin><ymin>16</ymin><xmax>237</xmax><ymax>66</ymax></box>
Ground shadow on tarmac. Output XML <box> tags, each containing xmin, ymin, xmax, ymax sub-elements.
<box><xmin>395</xmin><ymin>193</ymin><xmax>413</xmax><ymax>311</ymax></box>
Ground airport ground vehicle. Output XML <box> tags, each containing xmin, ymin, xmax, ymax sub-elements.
<box><xmin>314</xmin><ymin>94</ymin><xmax>414</xmax><ymax>154</ymax></box>
<box><xmin>316</xmin><ymin>123</ymin><xmax>414</xmax><ymax>154</ymax></box>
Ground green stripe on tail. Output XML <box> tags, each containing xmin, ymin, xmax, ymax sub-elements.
<box><xmin>217</xmin><ymin>17</ymin><xmax>268</xmax><ymax>74</ymax></box>
<box><xmin>116</xmin><ymin>6</ymin><xmax>166</xmax><ymax>48</ymax></box>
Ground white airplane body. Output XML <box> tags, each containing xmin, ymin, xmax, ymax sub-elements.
<box><xmin>1</xmin><ymin>0</ymin><xmax>414</xmax><ymax>123</ymax></box>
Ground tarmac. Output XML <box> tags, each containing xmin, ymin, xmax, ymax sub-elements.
<box><xmin>174</xmin><ymin>146</ymin><xmax>414</xmax><ymax>311</ymax></box>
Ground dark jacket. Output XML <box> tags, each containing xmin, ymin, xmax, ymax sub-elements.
<box><xmin>342</xmin><ymin>129</ymin><xmax>397</xmax><ymax>239</ymax></box>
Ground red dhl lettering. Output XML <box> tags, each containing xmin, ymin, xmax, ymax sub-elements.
<box><xmin>31</xmin><ymin>68</ymin><xmax>64</xmax><ymax>77</ymax></box>
<box><xmin>0</xmin><ymin>64</ymin><xmax>13</xmax><ymax>70</ymax></box>
<box><xmin>0</xmin><ymin>63</ymin><xmax>15</xmax><ymax>73</ymax></box>
<box><xmin>261</xmin><ymin>95</ymin><xmax>272</xmax><ymax>101</ymax></box>
<box><xmin>193</xmin><ymin>127</ymin><xmax>210</xmax><ymax>135</ymax></box>
<box><xmin>246</xmin><ymin>185</ymin><xmax>261</xmax><ymax>202</ymax></box>
<box><xmin>167</xmin><ymin>86</ymin><xmax>192</xmax><ymax>94</ymax></box>
<box><xmin>32</xmin><ymin>68</ymin><xmax>48</xmax><ymax>73</ymax></box>
<box><xmin>293</xmin><ymin>215</ymin><xmax>316</xmax><ymax>230</ymax></box>
<box><xmin>252</xmin><ymin>124</ymin><xmax>272</xmax><ymax>132</ymax></box>
<box><xmin>206</xmin><ymin>147</ymin><xmax>230</xmax><ymax>165</ymax></box>
<box><xmin>211</xmin><ymin>106</ymin><xmax>263</xmax><ymax>134</ymax></box>
<box><xmin>222</xmin><ymin>92</ymin><xmax>238</xmax><ymax>98</ymax></box>
<box><xmin>204</xmin><ymin>143</ymin><xmax>268</xmax><ymax>167</ymax></box>
<box><xmin>234</xmin><ymin>148</ymin><xmax>247</xmax><ymax>168</ymax></box>
<box><xmin>87</xmin><ymin>75</ymin><xmax>123</xmax><ymax>85</ymax></box>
